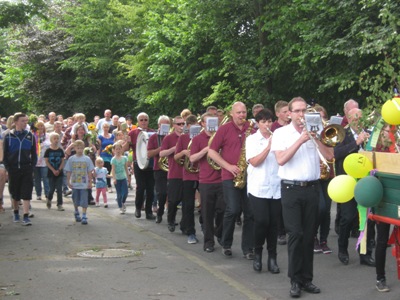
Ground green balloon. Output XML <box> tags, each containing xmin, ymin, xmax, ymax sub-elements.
<box><xmin>354</xmin><ymin>176</ymin><xmax>383</xmax><ymax>207</ymax></box>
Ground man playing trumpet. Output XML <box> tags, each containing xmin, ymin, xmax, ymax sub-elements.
<box><xmin>271</xmin><ymin>97</ymin><xmax>333</xmax><ymax>298</ymax></box>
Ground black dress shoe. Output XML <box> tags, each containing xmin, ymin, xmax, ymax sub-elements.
<box><xmin>360</xmin><ymin>254</ymin><xmax>376</xmax><ymax>267</ymax></box>
<box><xmin>290</xmin><ymin>282</ymin><xmax>301</xmax><ymax>298</ymax></box>
<box><xmin>168</xmin><ymin>223</ymin><xmax>175</xmax><ymax>232</ymax></box>
<box><xmin>253</xmin><ymin>253</ymin><xmax>262</xmax><ymax>272</ymax></box>
<box><xmin>146</xmin><ymin>214</ymin><xmax>156</xmax><ymax>220</ymax></box>
<box><xmin>302</xmin><ymin>282</ymin><xmax>321</xmax><ymax>294</ymax></box>
<box><xmin>267</xmin><ymin>257</ymin><xmax>280</xmax><ymax>274</ymax></box>
<box><xmin>338</xmin><ymin>252</ymin><xmax>349</xmax><ymax>265</ymax></box>
<box><xmin>135</xmin><ymin>210</ymin><xmax>141</xmax><ymax>218</ymax></box>
<box><xmin>156</xmin><ymin>215</ymin><xmax>162</xmax><ymax>223</ymax></box>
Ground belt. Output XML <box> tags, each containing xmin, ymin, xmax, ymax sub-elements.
<box><xmin>281</xmin><ymin>180</ymin><xmax>319</xmax><ymax>187</ymax></box>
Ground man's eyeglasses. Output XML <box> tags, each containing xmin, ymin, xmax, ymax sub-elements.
<box><xmin>291</xmin><ymin>109</ymin><xmax>307</xmax><ymax>114</ymax></box>
<box><xmin>139</xmin><ymin>119</ymin><xmax>148</xmax><ymax>122</ymax></box>
<box><xmin>174</xmin><ymin>122</ymin><xmax>185</xmax><ymax>126</ymax></box>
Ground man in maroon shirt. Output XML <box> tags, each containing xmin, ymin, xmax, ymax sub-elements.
<box><xmin>160</xmin><ymin>116</ymin><xmax>185</xmax><ymax>232</ymax></box>
<box><xmin>208</xmin><ymin>102</ymin><xmax>255</xmax><ymax>259</ymax></box>
<box><xmin>174</xmin><ymin>115</ymin><xmax>200</xmax><ymax>244</ymax></box>
<box><xmin>148</xmin><ymin>115</ymin><xmax>171</xmax><ymax>224</ymax></box>
<box><xmin>128</xmin><ymin>112</ymin><xmax>156</xmax><ymax>220</ymax></box>
<box><xmin>271</xmin><ymin>100</ymin><xmax>290</xmax><ymax>132</ymax></box>
<box><xmin>190</xmin><ymin>112</ymin><xmax>225</xmax><ymax>253</ymax></box>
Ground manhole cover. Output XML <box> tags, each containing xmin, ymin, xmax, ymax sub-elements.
<box><xmin>77</xmin><ymin>249</ymin><xmax>142</xmax><ymax>258</ymax></box>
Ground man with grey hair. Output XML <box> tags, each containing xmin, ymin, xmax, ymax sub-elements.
<box><xmin>148</xmin><ymin>115</ymin><xmax>171</xmax><ymax>223</ymax></box>
<box><xmin>341</xmin><ymin>99</ymin><xmax>359</xmax><ymax>127</ymax></box>
<box><xmin>252</xmin><ymin>104</ymin><xmax>264</xmax><ymax>117</ymax></box>
<box><xmin>96</xmin><ymin>109</ymin><xmax>112</xmax><ymax>135</ymax></box>
<box><xmin>128</xmin><ymin>112</ymin><xmax>156</xmax><ymax>220</ymax></box>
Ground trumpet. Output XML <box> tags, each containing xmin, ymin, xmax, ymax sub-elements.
<box><xmin>300</xmin><ymin>118</ymin><xmax>331</xmax><ymax>172</ymax></box>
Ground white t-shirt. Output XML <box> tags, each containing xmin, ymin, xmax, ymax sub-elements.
<box><xmin>271</xmin><ymin>123</ymin><xmax>320</xmax><ymax>181</ymax></box>
<box><xmin>246</xmin><ymin>130</ymin><xmax>281</xmax><ymax>199</ymax></box>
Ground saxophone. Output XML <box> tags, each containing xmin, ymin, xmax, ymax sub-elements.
<box><xmin>233</xmin><ymin>121</ymin><xmax>253</xmax><ymax>189</ymax></box>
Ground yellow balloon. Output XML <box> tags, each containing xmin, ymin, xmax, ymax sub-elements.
<box><xmin>343</xmin><ymin>153</ymin><xmax>373</xmax><ymax>178</ymax></box>
<box><xmin>328</xmin><ymin>175</ymin><xmax>357</xmax><ymax>203</ymax></box>
<box><xmin>381</xmin><ymin>97</ymin><xmax>400</xmax><ymax>125</ymax></box>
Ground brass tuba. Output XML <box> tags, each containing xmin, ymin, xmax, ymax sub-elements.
<box><xmin>207</xmin><ymin>115</ymin><xmax>230</xmax><ymax>170</ymax></box>
<box><xmin>158</xmin><ymin>156</ymin><xmax>169</xmax><ymax>172</ymax></box>
<box><xmin>183</xmin><ymin>139</ymin><xmax>199</xmax><ymax>173</ymax></box>
<box><xmin>158</xmin><ymin>125</ymin><xmax>174</xmax><ymax>172</ymax></box>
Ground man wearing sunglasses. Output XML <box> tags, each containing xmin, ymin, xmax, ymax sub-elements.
<box><xmin>128</xmin><ymin>112</ymin><xmax>156</xmax><ymax>220</ymax></box>
<box><xmin>160</xmin><ymin>116</ymin><xmax>185</xmax><ymax>232</ymax></box>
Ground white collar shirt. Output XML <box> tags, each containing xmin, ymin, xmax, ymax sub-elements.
<box><xmin>271</xmin><ymin>123</ymin><xmax>320</xmax><ymax>181</ymax></box>
<box><xmin>246</xmin><ymin>130</ymin><xmax>281</xmax><ymax>199</ymax></box>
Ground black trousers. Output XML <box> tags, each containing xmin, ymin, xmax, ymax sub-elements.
<box><xmin>48</xmin><ymin>175</ymin><xmax>63</xmax><ymax>206</ymax></box>
<box><xmin>167</xmin><ymin>178</ymin><xmax>183</xmax><ymax>225</ymax></box>
<box><xmin>249</xmin><ymin>193</ymin><xmax>280</xmax><ymax>257</ymax></box>
<box><xmin>281</xmin><ymin>182</ymin><xmax>319</xmax><ymax>284</ymax></box>
<box><xmin>338</xmin><ymin>198</ymin><xmax>373</xmax><ymax>255</ymax></box>
<box><xmin>199</xmin><ymin>182</ymin><xmax>225</xmax><ymax>249</ymax></box>
<box><xmin>220</xmin><ymin>180</ymin><xmax>254</xmax><ymax>255</ymax></box>
<box><xmin>154</xmin><ymin>170</ymin><xmax>167</xmax><ymax>217</ymax></box>
<box><xmin>180</xmin><ymin>180</ymin><xmax>198</xmax><ymax>235</ymax></box>
<box><xmin>133</xmin><ymin>162</ymin><xmax>155</xmax><ymax>216</ymax></box>
<box><xmin>316</xmin><ymin>180</ymin><xmax>332</xmax><ymax>243</ymax></box>
<box><xmin>104</xmin><ymin>161</ymin><xmax>112</xmax><ymax>188</ymax></box>
<box><xmin>375</xmin><ymin>222</ymin><xmax>391</xmax><ymax>280</ymax></box>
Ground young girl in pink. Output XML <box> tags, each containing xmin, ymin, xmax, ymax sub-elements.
<box><xmin>94</xmin><ymin>157</ymin><xmax>109</xmax><ymax>207</ymax></box>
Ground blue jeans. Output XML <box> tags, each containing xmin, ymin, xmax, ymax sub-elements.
<box><xmin>34</xmin><ymin>166</ymin><xmax>50</xmax><ymax>198</ymax></box>
<box><xmin>115</xmin><ymin>179</ymin><xmax>128</xmax><ymax>208</ymax></box>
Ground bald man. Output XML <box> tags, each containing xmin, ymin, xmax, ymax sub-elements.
<box><xmin>208</xmin><ymin>102</ymin><xmax>254</xmax><ymax>259</ymax></box>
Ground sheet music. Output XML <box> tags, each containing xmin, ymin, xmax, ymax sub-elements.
<box><xmin>160</xmin><ymin>124</ymin><xmax>170</xmax><ymax>136</ymax></box>
<box><xmin>189</xmin><ymin>125</ymin><xmax>202</xmax><ymax>138</ymax></box>
<box><xmin>305</xmin><ymin>113</ymin><xmax>323</xmax><ymax>135</ymax></box>
<box><xmin>206</xmin><ymin>117</ymin><xmax>219</xmax><ymax>132</ymax></box>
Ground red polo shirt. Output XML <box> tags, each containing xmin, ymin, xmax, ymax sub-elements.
<box><xmin>191</xmin><ymin>131</ymin><xmax>221</xmax><ymax>184</ymax></box>
<box><xmin>160</xmin><ymin>132</ymin><xmax>182</xmax><ymax>179</ymax></box>
<box><xmin>176</xmin><ymin>133</ymin><xmax>199</xmax><ymax>181</ymax></box>
<box><xmin>209</xmin><ymin>121</ymin><xmax>252</xmax><ymax>181</ymax></box>
<box><xmin>147</xmin><ymin>133</ymin><xmax>165</xmax><ymax>171</ymax></box>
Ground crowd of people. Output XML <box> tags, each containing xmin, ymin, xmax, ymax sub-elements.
<box><xmin>0</xmin><ymin>97</ymin><xmax>397</xmax><ymax>297</ymax></box>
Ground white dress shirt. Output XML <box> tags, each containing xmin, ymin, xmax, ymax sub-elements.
<box><xmin>271</xmin><ymin>123</ymin><xmax>320</xmax><ymax>181</ymax></box>
<box><xmin>246</xmin><ymin>130</ymin><xmax>281</xmax><ymax>199</ymax></box>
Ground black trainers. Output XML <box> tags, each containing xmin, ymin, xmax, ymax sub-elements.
<box><xmin>314</xmin><ymin>237</ymin><xmax>322</xmax><ymax>253</ymax></box>
<box><xmin>376</xmin><ymin>278</ymin><xmax>390</xmax><ymax>292</ymax></box>
<box><xmin>320</xmin><ymin>241</ymin><xmax>332</xmax><ymax>254</ymax></box>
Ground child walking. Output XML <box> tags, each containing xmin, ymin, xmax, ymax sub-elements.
<box><xmin>94</xmin><ymin>157</ymin><xmax>109</xmax><ymax>208</ymax></box>
<box><xmin>111</xmin><ymin>142</ymin><xmax>129</xmax><ymax>214</ymax></box>
<box><xmin>44</xmin><ymin>132</ymin><xmax>66</xmax><ymax>211</ymax></box>
<box><xmin>64</xmin><ymin>140</ymin><xmax>94</xmax><ymax>224</ymax></box>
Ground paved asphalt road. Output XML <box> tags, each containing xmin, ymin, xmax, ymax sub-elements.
<box><xmin>0</xmin><ymin>183</ymin><xmax>399</xmax><ymax>300</ymax></box>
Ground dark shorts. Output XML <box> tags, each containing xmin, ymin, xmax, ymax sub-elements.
<box><xmin>8</xmin><ymin>167</ymin><xmax>34</xmax><ymax>201</ymax></box>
